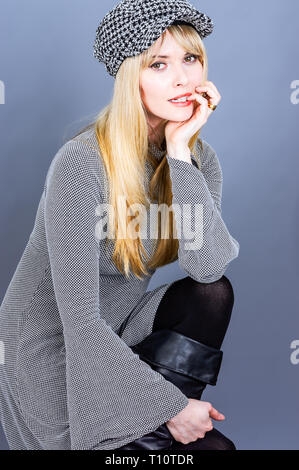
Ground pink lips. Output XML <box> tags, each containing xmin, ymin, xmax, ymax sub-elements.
<box><xmin>168</xmin><ymin>98</ymin><xmax>193</xmax><ymax>107</ymax></box>
<box><xmin>168</xmin><ymin>92</ymin><xmax>192</xmax><ymax>100</ymax></box>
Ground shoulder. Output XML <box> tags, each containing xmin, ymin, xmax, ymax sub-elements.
<box><xmin>52</xmin><ymin>129</ymin><xmax>102</xmax><ymax>172</ymax></box>
<box><xmin>45</xmin><ymin>127</ymin><xmax>107</xmax><ymax>199</ymax></box>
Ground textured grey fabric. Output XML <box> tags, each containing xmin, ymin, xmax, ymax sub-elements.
<box><xmin>0</xmin><ymin>126</ymin><xmax>239</xmax><ymax>450</ymax></box>
<box><xmin>93</xmin><ymin>0</ymin><xmax>214</xmax><ymax>77</ymax></box>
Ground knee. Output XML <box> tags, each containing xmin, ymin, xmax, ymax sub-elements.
<box><xmin>218</xmin><ymin>435</ymin><xmax>237</xmax><ymax>450</ymax></box>
<box><xmin>217</xmin><ymin>275</ymin><xmax>235</xmax><ymax>305</ymax></box>
<box><xmin>211</xmin><ymin>428</ymin><xmax>237</xmax><ymax>450</ymax></box>
<box><xmin>187</xmin><ymin>275</ymin><xmax>235</xmax><ymax>307</ymax></box>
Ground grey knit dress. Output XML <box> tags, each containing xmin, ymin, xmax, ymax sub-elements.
<box><xmin>0</xmin><ymin>126</ymin><xmax>240</xmax><ymax>450</ymax></box>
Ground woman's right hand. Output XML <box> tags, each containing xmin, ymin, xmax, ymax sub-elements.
<box><xmin>165</xmin><ymin>399</ymin><xmax>225</xmax><ymax>445</ymax></box>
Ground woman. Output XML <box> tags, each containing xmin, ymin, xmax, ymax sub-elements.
<box><xmin>0</xmin><ymin>0</ymin><xmax>240</xmax><ymax>450</ymax></box>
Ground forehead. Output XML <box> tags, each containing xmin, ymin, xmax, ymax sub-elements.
<box><xmin>151</xmin><ymin>30</ymin><xmax>186</xmax><ymax>56</ymax></box>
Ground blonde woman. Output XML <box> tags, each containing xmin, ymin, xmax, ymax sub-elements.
<box><xmin>0</xmin><ymin>0</ymin><xmax>240</xmax><ymax>450</ymax></box>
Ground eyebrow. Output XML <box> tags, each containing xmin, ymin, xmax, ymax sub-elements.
<box><xmin>151</xmin><ymin>52</ymin><xmax>190</xmax><ymax>59</ymax></box>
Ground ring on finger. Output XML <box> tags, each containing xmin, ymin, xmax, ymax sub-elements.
<box><xmin>203</xmin><ymin>94</ymin><xmax>217</xmax><ymax>111</ymax></box>
<box><xmin>208</xmin><ymin>102</ymin><xmax>217</xmax><ymax>111</ymax></box>
<box><xmin>197</xmin><ymin>92</ymin><xmax>217</xmax><ymax>112</ymax></box>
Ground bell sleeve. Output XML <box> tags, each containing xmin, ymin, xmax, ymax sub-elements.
<box><xmin>165</xmin><ymin>139</ymin><xmax>240</xmax><ymax>283</ymax></box>
<box><xmin>44</xmin><ymin>140</ymin><xmax>189</xmax><ymax>450</ymax></box>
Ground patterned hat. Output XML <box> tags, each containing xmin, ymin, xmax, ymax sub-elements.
<box><xmin>93</xmin><ymin>0</ymin><xmax>214</xmax><ymax>78</ymax></box>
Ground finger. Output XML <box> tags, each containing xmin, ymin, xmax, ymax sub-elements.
<box><xmin>206</xmin><ymin>419</ymin><xmax>214</xmax><ymax>430</ymax></box>
<box><xmin>196</xmin><ymin>85</ymin><xmax>217</xmax><ymax>96</ymax></box>
<box><xmin>187</xmin><ymin>92</ymin><xmax>213</xmax><ymax>123</ymax></box>
<box><xmin>191</xmin><ymin>92</ymin><xmax>210</xmax><ymax>110</ymax></box>
<box><xmin>189</xmin><ymin>91</ymin><xmax>215</xmax><ymax>116</ymax></box>
<box><xmin>195</xmin><ymin>86</ymin><xmax>218</xmax><ymax>102</ymax></box>
<box><xmin>195</xmin><ymin>82</ymin><xmax>221</xmax><ymax>105</ymax></box>
<box><xmin>209</xmin><ymin>406</ymin><xmax>225</xmax><ymax>420</ymax></box>
<box><xmin>194</xmin><ymin>93</ymin><xmax>213</xmax><ymax>117</ymax></box>
<box><xmin>199</xmin><ymin>80</ymin><xmax>220</xmax><ymax>96</ymax></box>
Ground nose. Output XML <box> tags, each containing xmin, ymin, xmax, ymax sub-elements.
<box><xmin>172</xmin><ymin>63</ymin><xmax>189</xmax><ymax>87</ymax></box>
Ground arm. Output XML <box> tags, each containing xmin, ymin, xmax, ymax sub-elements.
<box><xmin>44</xmin><ymin>140</ymin><xmax>189</xmax><ymax>450</ymax></box>
<box><xmin>192</xmin><ymin>139</ymin><xmax>223</xmax><ymax>214</ymax></box>
<box><xmin>165</xmin><ymin>139</ymin><xmax>240</xmax><ymax>283</ymax></box>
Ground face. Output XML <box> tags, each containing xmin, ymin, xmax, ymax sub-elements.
<box><xmin>139</xmin><ymin>29</ymin><xmax>203</xmax><ymax>140</ymax></box>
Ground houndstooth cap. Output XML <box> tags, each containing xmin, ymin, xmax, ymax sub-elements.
<box><xmin>93</xmin><ymin>0</ymin><xmax>214</xmax><ymax>78</ymax></box>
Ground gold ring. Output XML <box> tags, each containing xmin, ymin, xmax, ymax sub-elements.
<box><xmin>208</xmin><ymin>103</ymin><xmax>217</xmax><ymax>111</ymax></box>
<box><xmin>201</xmin><ymin>92</ymin><xmax>217</xmax><ymax>111</ymax></box>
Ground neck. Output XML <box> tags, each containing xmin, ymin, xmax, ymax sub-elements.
<box><xmin>148</xmin><ymin>132</ymin><xmax>166</xmax><ymax>150</ymax></box>
<box><xmin>147</xmin><ymin>120</ymin><xmax>166</xmax><ymax>149</ymax></box>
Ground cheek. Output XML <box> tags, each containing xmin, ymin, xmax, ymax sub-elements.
<box><xmin>143</xmin><ymin>80</ymin><xmax>165</xmax><ymax>106</ymax></box>
<box><xmin>141</xmin><ymin>78</ymin><xmax>154</xmax><ymax>103</ymax></box>
<box><xmin>191</xmin><ymin>64</ymin><xmax>204</xmax><ymax>83</ymax></box>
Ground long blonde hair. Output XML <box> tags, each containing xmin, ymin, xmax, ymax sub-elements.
<box><xmin>71</xmin><ymin>24</ymin><xmax>208</xmax><ymax>280</ymax></box>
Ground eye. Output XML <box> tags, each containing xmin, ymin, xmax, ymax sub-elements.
<box><xmin>150</xmin><ymin>54</ymin><xmax>200</xmax><ymax>71</ymax></box>
<box><xmin>185</xmin><ymin>54</ymin><xmax>199</xmax><ymax>63</ymax></box>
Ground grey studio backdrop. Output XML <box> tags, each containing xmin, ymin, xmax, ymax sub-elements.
<box><xmin>0</xmin><ymin>0</ymin><xmax>298</xmax><ymax>450</ymax></box>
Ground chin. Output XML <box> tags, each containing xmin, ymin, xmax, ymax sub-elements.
<box><xmin>149</xmin><ymin>104</ymin><xmax>193</xmax><ymax>122</ymax></box>
<box><xmin>167</xmin><ymin>109</ymin><xmax>193</xmax><ymax>121</ymax></box>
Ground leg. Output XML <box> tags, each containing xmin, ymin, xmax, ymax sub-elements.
<box><xmin>151</xmin><ymin>275</ymin><xmax>236</xmax><ymax>451</ymax></box>
<box><xmin>153</xmin><ymin>275</ymin><xmax>235</xmax><ymax>349</ymax></box>
<box><xmin>119</xmin><ymin>275</ymin><xmax>236</xmax><ymax>450</ymax></box>
<box><xmin>134</xmin><ymin>274</ymin><xmax>234</xmax><ymax>401</ymax></box>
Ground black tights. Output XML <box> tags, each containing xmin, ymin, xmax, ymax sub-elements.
<box><xmin>153</xmin><ymin>275</ymin><xmax>235</xmax><ymax>350</ymax></box>
<box><xmin>152</xmin><ymin>275</ymin><xmax>236</xmax><ymax>450</ymax></box>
